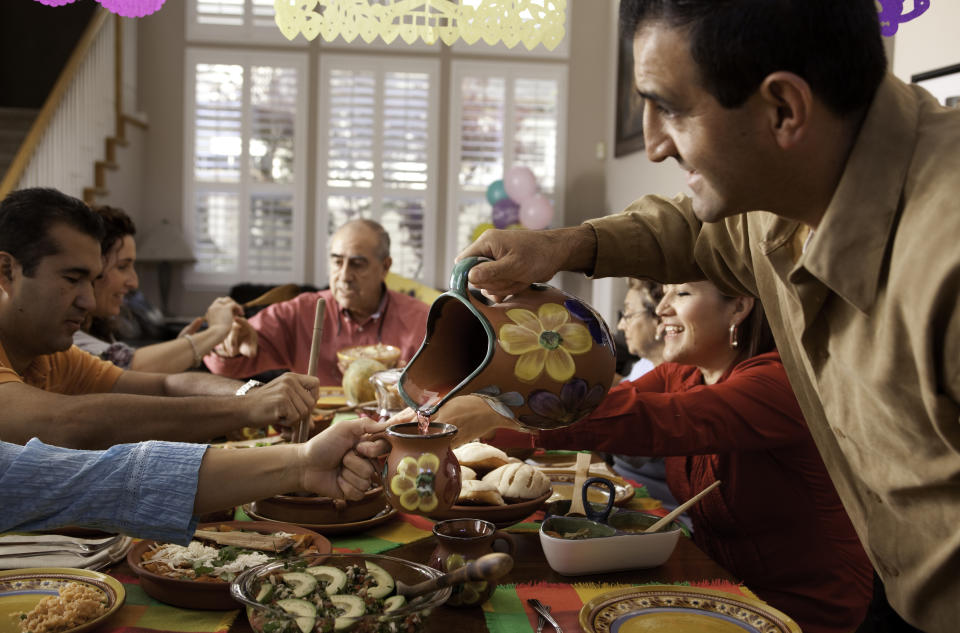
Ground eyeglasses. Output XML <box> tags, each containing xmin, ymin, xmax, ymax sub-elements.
<box><xmin>618</xmin><ymin>305</ymin><xmax>658</xmax><ymax>322</ymax></box>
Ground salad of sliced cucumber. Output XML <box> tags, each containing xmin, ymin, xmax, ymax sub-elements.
<box><xmin>249</xmin><ymin>562</ymin><xmax>419</xmax><ymax>633</ymax></box>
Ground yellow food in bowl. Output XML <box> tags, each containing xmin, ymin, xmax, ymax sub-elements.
<box><xmin>337</xmin><ymin>343</ymin><xmax>402</xmax><ymax>370</ymax></box>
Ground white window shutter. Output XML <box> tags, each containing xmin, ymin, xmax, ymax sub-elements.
<box><xmin>316</xmin><ymin>56</ymin><xmax>439</xmax><ymax>287</ymax></box>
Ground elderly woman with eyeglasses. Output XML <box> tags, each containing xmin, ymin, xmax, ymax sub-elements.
<box><xmin>617</xmin><ymin>278</ymin><xmax>665</xmax><ymax>380</ymax></box>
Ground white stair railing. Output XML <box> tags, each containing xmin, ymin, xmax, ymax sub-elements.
<box><xmin>0</xmin><ymin>9</ymin><xmax>115</xmax><ymax>201</ymax></box>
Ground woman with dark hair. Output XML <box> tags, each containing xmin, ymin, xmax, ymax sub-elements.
<box><xmin>441</xmin><ymin>280</ymin><xmax>872</xmax><ymax>633</ymax></box>
<box><xmin>537</xmin><ymin>281</ymin><xmax>871</xmax><ymax>632</ymax></box>
<box><xmin>74</xmin><ymin>206</ymin><xmax>249</xmax><ymax>373</ymax></box>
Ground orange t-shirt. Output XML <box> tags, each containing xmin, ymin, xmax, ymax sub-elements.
<box><xmin>0</xmin><ymin>342</ymin><xmax>123</xmax><ymax>394</ymax></box>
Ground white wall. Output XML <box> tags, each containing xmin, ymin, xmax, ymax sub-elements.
<box><xmin>892</xmin><ymin>2</ymin><xmax>960</xmax><ymax>82</ymax></box>
<box><xmin>594</xmin><ymin>2</ymin><xmax>687</xmax><ymax>326</ymax></box>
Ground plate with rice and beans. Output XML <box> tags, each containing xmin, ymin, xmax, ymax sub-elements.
<box><xmin>0</xmin><ymin>567</ymin><xmax>124</xmax><ymax>633</ymax></box>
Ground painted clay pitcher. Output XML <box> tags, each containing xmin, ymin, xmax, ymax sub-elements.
<box><xmin>428</xmin><ymin>518</ymin><xmax>516</xmax><ymax>607</ymax></box>
<box><xmin>399</xmin><ymin>256</ymin><xmax>616</xmax><ymax>430</ymax></box>
<box><xmin>383</xmin><ymin>422</ymin><xmax>461</xmax><ymax>516</ymax></box>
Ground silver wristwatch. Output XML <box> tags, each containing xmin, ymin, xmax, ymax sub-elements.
<box><xmin>235</xmin><ymin>379</ymin><xmax>263</xmax><ymax>396</ymax></box>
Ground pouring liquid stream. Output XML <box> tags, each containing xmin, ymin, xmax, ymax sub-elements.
<box><xmin>416</xmin><ymin>408</ymin><xmax>431</xmax><ymax>435</ymax></box>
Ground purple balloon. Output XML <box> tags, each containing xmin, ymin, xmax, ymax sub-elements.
<box><xmin>492</xmin><ymin>198</ymin><xmax>521</xmax><ymax>229</ymax></box>
<box><xmin>519</xmin><ymin>194</ymin><xmax>554</xmax><ymax>230</ymax></box>
<box><xmin>503</xmin><ymin>165</ymin><xmax>537</xmax><ymax>203</ymax></box>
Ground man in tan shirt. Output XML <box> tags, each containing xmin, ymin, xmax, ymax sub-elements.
<box><xmin>460</xmin><ymin>1</ymin><xmax>958</xmax><ymax>631</ymax></box>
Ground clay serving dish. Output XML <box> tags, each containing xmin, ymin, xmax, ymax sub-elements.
<box><xmin>127</xmin><ymin>521</ymin><xmax>330</xmax><ymax>610</ymax></box>
<box><xmin>427</xmin><ymin>489</ymin><xmax>552</xmax><ymax>529</ymax></box>
<box><xmin>250</xmin><ymin>485</ymin><xmax>387</xmax><ymax>525</ymax></box>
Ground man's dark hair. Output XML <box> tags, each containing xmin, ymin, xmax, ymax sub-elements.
<box><xmin>92</xmin><ymin>205</ymin><xmax>137</xmax><ymax>256</ymax></box>
<box><xmin>0</xmin><ymin>188</ymin><xmax>103</xmax><ymax>276</ymax></box>
<box><xmin>620</xmin><ymin>0</ymin><xmax>887</xmax><ymax>116</ymax></box>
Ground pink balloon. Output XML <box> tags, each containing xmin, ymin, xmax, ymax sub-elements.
<box><xmin>519</xmin><ymin>194</ymin><xmax>554</xmax><ymax>230</ymax></box>
<box><xmin>503</xmin><ymin>166</ymin><xmax>537</xmax><ymax>203</ymax></box>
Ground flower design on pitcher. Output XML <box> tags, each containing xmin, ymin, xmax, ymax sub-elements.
<box><xmin>564</xmin><ymin>298</ymin><xmax>614</xmax><ymax>353</ymax></box>
<box><xmin>498</xmin><ymin>303</ymin><xmax>592</xmax><ymax>382</ymax></box>
<box><xmin>474</xmin><ymin>385</ymin><xmax>524</xmax><ymax>418</ymax></box>
<box><xmin>390</xmin><ymin>453</ymin><xmax>441</xmax><ymax>512</ymax></box>
<box><xmin>519</xmin><ymin>378</ymin><xmax>607</xmax><ymax>428</ymax></box>
<box><xmin>443</xmin><ymin>553</ymin><xmax>488</xmax><ymax>606</ymax></box>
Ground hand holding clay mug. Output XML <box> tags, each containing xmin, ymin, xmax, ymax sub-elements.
<box><xmin>383</xmin><ymin>420</ymin><xmax>461</xmax><ymax>516</ymax></box>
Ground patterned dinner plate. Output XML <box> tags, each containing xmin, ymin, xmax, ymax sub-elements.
<box><xmin>0</xmin><ymin>567</ymin><xmax>125</xmax><ymax>633</ymax></box>
<box><xmin>580</xmin><ymin>585</ymin><xmax>802</xmax><ymax>633</ymax></box>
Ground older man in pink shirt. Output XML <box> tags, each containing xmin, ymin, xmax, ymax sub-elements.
<box><xmin>205</xmin><ymin>219</ymin><xmax>429</xmax><ymax>386</ymax></box>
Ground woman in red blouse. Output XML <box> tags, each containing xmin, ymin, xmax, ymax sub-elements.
<box><xmin>535</xmin><ymin>281</ymin><xmax>872</xmax><ymax>633</ymax></box>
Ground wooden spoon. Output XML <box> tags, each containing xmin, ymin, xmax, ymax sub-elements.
<box><xmin>565</xmin><ymin>452</ymin><xmax>593</xmax><ymax>517</ymax></box>
<box><xmin>643</xmin><ymin>480</ymin><xmax>722</xmax><ymax>533</ymax></box>
<box><xmin>297</xmin><ymin>297</ymin><xmax>325</xmax><ymax>445</ymax></box>
<box><xmin>193</xmin><ymin>529</ymin><xmax>294</xmax><ymax>552</ymax></box>
<box><xmin>395</xmin><ymin>553</ymin><xmax>513</xmax><ymax>600</ymax></box>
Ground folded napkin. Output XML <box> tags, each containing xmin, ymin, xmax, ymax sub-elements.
<box><xmin>0</xmin><ymin>533</ymin><xmax>134</xmax><ymax>570</ymax></box>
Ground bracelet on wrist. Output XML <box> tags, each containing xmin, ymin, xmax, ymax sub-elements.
<box><xmin>182</xmin><ymin>333</ymin><xmax>202</xmax><ymax>368</ymax></box>
<box><xmin>235</xmin><ymin>379</ymin><xmax>263</xmax><ymax>396</ymax></box>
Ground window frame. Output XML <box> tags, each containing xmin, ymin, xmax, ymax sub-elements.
<box><xmin>182</xmin><ymin>47</ymin><xmax>310</xmax><ymax>289</ymax></box>
<box><xmin>187</xmin><ymin>0</ymin><xmax>307</xmax><ymax>46</ymax></box>
<box><xmin>313</xmin><ymin>53</ymin><xmax>441</xmax><ymax>288</ymax></box>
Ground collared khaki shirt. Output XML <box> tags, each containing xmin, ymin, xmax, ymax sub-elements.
<box><xmin>586</xmin><ymin>74</ymin><xmax>960</xmax><ymax>632</ymax></box>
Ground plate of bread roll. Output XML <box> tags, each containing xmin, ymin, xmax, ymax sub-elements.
<box><xmin>426</xmin><ymin>442</ymin><xmax>553</xmax><ymax>528</ymax></box>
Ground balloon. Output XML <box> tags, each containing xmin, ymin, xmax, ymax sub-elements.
<box><xmin>519</xmin><ymin>194</ymin><xmax>554</xmax><ymax>230</ymax></box>
<box><xmin>485</xmin><ymin>180</ymin><xmax>508</xmax><ymax>206</ymax></box>
<box><xmin>503</xmin><ymin>166</ymin><xmax>537</xmax><ymax>203</ymax></box>
<box><xmin>506</xmin><ymin>223</ymin><xmax>525</xmax><ymax>230</ymax></box>
<box><xmin>492</xmin><ymin>198</ymin><xmax>520</xmax><ymax>229</ymax></box>
<box><xmin>471</xmin><ymin>222</ymin><xmax>495</xmax><ymax>243</ymax></box>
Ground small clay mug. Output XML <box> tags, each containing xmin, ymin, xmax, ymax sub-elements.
<box><xmin>428</xmin><ymin>518</ymin><xmax>516</xmax><ymax>607</ymax></box>
<box><xmin>383</xmin><ymin>422</ymin><xmax>461</xmax><ymax>516</ymax></box>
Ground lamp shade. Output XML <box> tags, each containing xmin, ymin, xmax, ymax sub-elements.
<box><xmin>137</xmin><ymin>219</ymin><xmax>196</xmax><ymax>263</ymax></box>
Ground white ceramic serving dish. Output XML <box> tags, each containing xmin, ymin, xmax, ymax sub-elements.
<box><xmin>539</xmin><ymin>513</ymin><xmax>683</xmax><ymax>576</ymax></box>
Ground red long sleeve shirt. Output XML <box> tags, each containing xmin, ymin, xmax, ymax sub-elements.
<box><xmin>540</xmin><ymin>351</ymin><xmax>872</xmax><ymax>633</ymax></box>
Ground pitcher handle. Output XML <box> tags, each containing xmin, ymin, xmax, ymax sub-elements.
<box><xmin>449</xmin><ymin>256</ymin><xmax>493</xmax><ymax>298</ymax></box>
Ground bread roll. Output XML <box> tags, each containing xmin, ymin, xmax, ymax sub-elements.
<box><xmin>453</xmin><ymin>442</ymin><xmax>510</xmax><ymax>472</ymax></box>
<box><xmin>460</xmin><ymin>465</ymin><xmax>477</xmax><ymax>481</ymax></box>
<box><xmin>457</xmin><ymin>479</ymin><xmax>505</xmax><ymax>506</ymax></box>
<box><xmin>482</xmin><ymin>462</ymin><xmax>552</xmax><ymax>501</ymax></box>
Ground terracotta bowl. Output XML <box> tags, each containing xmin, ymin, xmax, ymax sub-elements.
<box><xmin>426</xmin><ymin>489</ymin><xmax>552</xmax><ymax>529</ymax></box>
<box><xmin>250</xmin><ymin>485</ymin><xmax>387</xmax><ymax>525</ymax></box>
<box><xmin>127</xmin><ymin>521</ymin><xmax>330</xmax><ymax>610</ymax></box>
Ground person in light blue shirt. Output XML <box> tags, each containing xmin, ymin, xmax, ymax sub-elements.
<box><xmin>0</xmin><ymin>416</ymin><xmax>389</xmax><ymax>544</ymax></box>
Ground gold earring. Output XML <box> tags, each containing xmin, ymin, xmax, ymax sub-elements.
<box><xmin>729</xmin><ymin>323</ymin><xmax>739</xmax><ymax>349</ymax></box>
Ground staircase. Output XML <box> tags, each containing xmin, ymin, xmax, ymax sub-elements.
<box><xmin>0</xmin><ymin>8</ymin><xmax>145</xmax><ymax>207</ymax></box>
<box><xmin>0</xmin><ymin>108</ymin><xmax>38</xmax><ymax>182</ymax></box>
